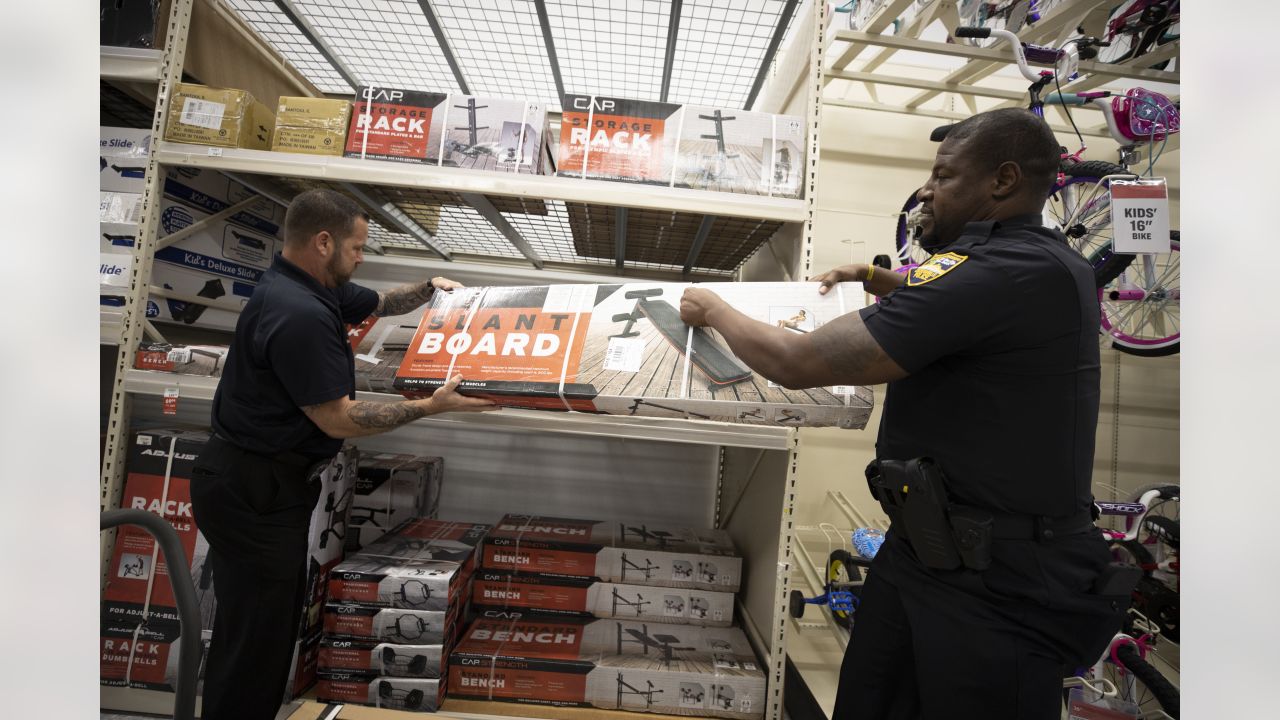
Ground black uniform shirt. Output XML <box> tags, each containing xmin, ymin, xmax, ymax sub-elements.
<box><xmin>212</xmin><ymin>253</ymin><xmax>378</xmax><ymax>460</ymax></box>
<box><xmin>859</xmin><ymin>214</ymin><xmax>1100</xmax><ymax>517</ymax></box>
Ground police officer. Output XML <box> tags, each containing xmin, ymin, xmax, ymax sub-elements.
<box><xmin>190</xmin><ymin>189</ymin><xmax>495</xmax><ymax>720</ymax></box>
<box><xmin>680</xmin><ymin>108</ymin><xmax>1125</xmax><ymax>718</ymax></box>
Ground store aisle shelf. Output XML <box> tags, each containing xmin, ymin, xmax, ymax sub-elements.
<box><xmin>123</xmin><ymin>369</ymin><xmax>793</xmax><ymax>451</ymax></box>
<box><xmin>100</xmin><ymin>45</ymin><xmax>164</xmax><ymax>83</ymax></box>
<box><xmin>152</xmin><ymin>142</ymin><xmax>809</xmax><ymax>224</ymax></box>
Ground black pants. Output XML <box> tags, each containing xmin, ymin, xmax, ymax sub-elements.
<box><xmin>189</xmin><ymin>436</ymin><xmax>323</xmax><ymax>720</ymax></box>
<box><xmin>832</xmin><ymin>529</ymin><xmax>1125</xmax><ymax>720</ymax></box>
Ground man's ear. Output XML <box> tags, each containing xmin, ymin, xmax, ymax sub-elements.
<box><xmin>992</xmin><ymin>161</ymin><xmax>1022</xmax><ymax>199</ymax></box>
<box><xmin>315</xmin><ymin>230</ymin><xmax>333</xmax><ymax>257</ymax></box>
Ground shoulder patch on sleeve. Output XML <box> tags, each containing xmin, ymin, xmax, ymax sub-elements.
<box><xmin>906</xmin><ymin>251</ymin><xmax>969</xmax><ymax>286</ymax></box>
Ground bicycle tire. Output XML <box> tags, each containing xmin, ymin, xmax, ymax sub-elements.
<box><xmin>893</xmin><ymin>191</ymin><xmax>928</xmax><ymax>267</ymax></box>
<box><xmin>1142</xmin><ymin>515</ymin><xmax>1180</xmax><ymax>551</ymax></box>
<box><xmin>1111</xmin><ymin>539</ymin><xmax>1154</xmax><ymax>573</ymax></box>
<box><xmin>1087</xmin><ymin>235</ymin><xmax>1179</xmax><ymax>356</ymax></box>
<box><xmin>1050</xmin><ymin>161</ymin><xmax>1136</xmax><ymax>288</ymax></box>
<box><xmin>1113</xmin><ymin>643</ymin><xmax>1180</xmax><ymax>718</ymax></box>
<box><xmin>826</xmin><ymin>549</ymin><xmax>861</xmax><ymax>629</ymax></box>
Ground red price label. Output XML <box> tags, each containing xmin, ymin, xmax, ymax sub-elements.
<box><xmin>162</xmin><ymin>387</ymin><xmax>179</xmax><ymax>416</ymax></box>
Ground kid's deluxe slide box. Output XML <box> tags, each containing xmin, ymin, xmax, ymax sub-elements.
<box><xmin>391</xmin><ymin>281</ymin><xmax>873</xmax><ymax>429</ymax></box>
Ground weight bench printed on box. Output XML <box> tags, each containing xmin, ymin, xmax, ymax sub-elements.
<box><xmin>611</xmin><ymin>588</ymin><xmax>652</xmax><ymax>617</ymax></box>
<box><xmin>617</xmin><ymin>672</ymin><xmax>663</xmax><ymax>710</ymax></box>
<box><xmin>620</xmin><ymin>552</ymin><xmax>661</xmax><ymax>582</ymax></box>
<box><xmin>616</xmin><ymin>623</ymin><xmax>695</xmax><ymax>668</ymax></box>
<box><xmin>619</xmin><ymin>523</ymin><xmax>674</xmax><ymax>550</ymax></box>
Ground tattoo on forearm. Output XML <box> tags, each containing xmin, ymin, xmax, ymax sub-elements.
<box><xmin>375</xmin><ymin>282</ymin><xmax>434</xmax><ymax>317</ymax></box>
<box><xmin>346</xmin><ymin>401</ymin><xmax>427</xmax><ymax>430</ymax></box>
<box><xmin>810</xmin><ymin>316</ymin><xmax>885</xmax><ymax>378</ymax></box>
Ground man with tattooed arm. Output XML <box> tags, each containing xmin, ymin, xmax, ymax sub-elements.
<box><xmin>190</xmin><ymin>188</ymin><xmax>495</xmax><ymax>719</ymax></box>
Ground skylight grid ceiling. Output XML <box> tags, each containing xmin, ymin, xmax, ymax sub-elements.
<box><xmin>546</xmin><ymin>0</ymin><xmax>670</xmax><ymax>101</ymax></box>
<box><xmin>290</xmin><ymin>0</ymin><xmax>462</xmax><ymax>93</ymax></box>
<box><xmin>430</xmin><ymin>0</ymin><xmax>560</xmax><ymax>105</ymax></box>
<box><xmin>668</xmin><ymin>0</ymin><xmax>793</xmax><ymax>108</ymax></box>
<box><xmin>226</xmin><ymin>1</ymin><xmax>352</xmax><ymax>94</ymax></box>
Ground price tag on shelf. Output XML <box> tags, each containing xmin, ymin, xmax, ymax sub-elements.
<box><xmin>163</xmin><ymin>387</ymin><xmax>180</xmax><ymax>416</ymax></box>
<box><xmin>1109</xmin><ymin>178</ymin><xmax>1170</xmax><ymax>254</ymax></box>
<box><xmin>207</xmin><ymin>147</ymin><xmax>224</xmax><ymax>157</ymax></box>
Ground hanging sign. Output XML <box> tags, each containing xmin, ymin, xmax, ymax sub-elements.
<box><xmin>1110</xmin><ymin>178</ymin><xmax>1170</xmax><ymax>254</ymax></box>
<box><xmin>162</xmin><ymin>387</ymin><xmax>179</xmax><ymax>416</ymax></box>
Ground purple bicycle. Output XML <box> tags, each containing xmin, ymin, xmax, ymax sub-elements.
<box><xmin>896</xmin><ymin>25</ymin><xmax>1180</xmax><ymax>356</ymax></box>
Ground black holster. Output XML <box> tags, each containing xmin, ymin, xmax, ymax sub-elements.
<box><xmin>866</xmin><ymin>458</ymin><xmax>993</xmax><ymax>571</ymax></box>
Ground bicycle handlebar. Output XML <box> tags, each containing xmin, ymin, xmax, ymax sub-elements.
<box><xmin>957</xmin><ymin>26</ymin><xmax>1041</xmax><ymax>83</ymax></box>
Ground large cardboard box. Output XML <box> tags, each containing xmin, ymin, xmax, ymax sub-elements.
<box><xmin>323</xmin><ymin>603</ymin><xmax>456</xmax><ymax>645</ymax></box>
<box><xmin>558</xmin><ymin>95</ymin><xmax>804</xmax><ymax>198</ymax></box>
<box><xmin>164</xmin><ymin>83</ymin><xmax>274</xmax><ymax>150</ymax></box>
<box><xmin>319</xmin><ymin>636</ymin><xmax>448</xmax><ymax>679</ymax></box>
<box><xmin>669</xmin><ymin>104</ymin><xmax>804</xmax><ymax>198</ymax></box>
<box><xmin>327</xmin><ymin>518</ymin><xmax>488</xmax><ymax>612</ymax></box>
<box><xmin>448</xmin><ymin>615</ymin><xmax>765</xmax><ymax>719</ymax></box>
<box><xmin>344</xmin><ymin>87</ymin><xmax>544</xmax><ymax>174</ymax></box>
<box><xmin>345</xmin><ymin>87</ymin><xmax>446</xmax><ymax>163</ymax></box>
<box><xmin>346</xmin><ymin>454</ymin><xmax>445</xmax><ymax>553</ymax></box>
<box><xmin>479</xmin><ymin>515</ymin><xmax>742</xmax><ymax>592</ymax></box>
<box><xmin>472</xmin><ymin>570</ymin><xmax>735</xmax><ymax>627</ymax></box>
<box><xmin>434</xmin><ymin>95</ymin><xmax>544</xmax><ymax>174</ymax></box>
<box><xmin>100</xmin><ymin>620</ymin><xmax>209</xmax><ymax>694</ymax></box>
<box><xmin>273</xmin><ymin>96</ymin><xmax>351</xmax><ymax>156</ymax></box>
<box><xmin>102</xmin><ymin>429</ymin><xmax>217</xmax><ymax>631</ymax></box>
<box><xmin>359</xmin><ymin>517</ymin><xmax>488</xmax><ymax>567</ymax></box>
<box><xmin>558</xmin><ymin>95</ymin><xmax>678</xmax><ymax>184</ymax></box>
<box><xmin>316</xmin><ymin>671</ymin><xmax>442</xmax><ymax>713</ymax></box>
<box><xmin>390</xmin><ymin>282</ymin><xmax>874</xmax><ymax>429</ymax></box>
<box><xmin>133</xmin><ymin>342</ymin><xmax>229</xmax><ymax>377</ymax></box>
<box><xmin>100</xmin><ymin>126</ymin><xmax>150</xmax><ymax>224</ymax></box>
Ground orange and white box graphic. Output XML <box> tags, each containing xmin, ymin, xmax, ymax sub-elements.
<box><xmin>392</xmin><ymin>282</ymin><xmax>874</xmax><ymax>429</ymax></box>
<box><xmin>448</xmin><ymin>614</ymin><xmax>765</xmax><ymax>719</ymax></box>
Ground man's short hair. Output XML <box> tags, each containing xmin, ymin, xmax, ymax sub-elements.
<box><xmin>945</xmin><ymin>108</ymin><xmax>1061</xmax><ymax>198</ymax></box>
<box><xmin>283</xmin><ymin>189</ymin><xmax>369</xmax><ymax>247</ymax></box>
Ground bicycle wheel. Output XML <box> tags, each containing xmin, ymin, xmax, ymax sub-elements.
<box><xmin>1046</xmin><ymin>161</ymin><xmax>1138</xmax><ymax>288</ymax></box>
<box><xmin>1087</xmin><ymin>234</ymin><xmax>1179</xmax><ymax>356</ymax></box>
<box><xmin>893</xmin><ymin>191</ymin><xmax>931</xmax><ymax>267</ymax></box>
<box><xmin>826</xmin><ymin>549</ymin><xmax>861</xmax><ymax>629</ymax></box>
<box><xmin>1111</xmin><ymin>642</ymin><xmax>1180</xmax><ymax>718</ymax></box>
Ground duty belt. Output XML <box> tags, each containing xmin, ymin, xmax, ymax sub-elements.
<box><xmin>988</xmin><ymin>509</ymin><xmax>1096</xmax><ymax>542</ymax></box>
<box><xmin>210</xmin><ymin>432</ymin><xmax>320</xmax><ymax>470</ymax></box>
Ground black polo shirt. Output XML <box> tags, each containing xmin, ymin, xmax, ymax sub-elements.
<box><xmin>860</xmin><ymin>214</ymin><xmax>1100</xmax><ymax>517</ymax></box>
<box><xmin>212</xmin><ymin>254</ymin><xmax>378</xmax><ymax>460</ymax></box>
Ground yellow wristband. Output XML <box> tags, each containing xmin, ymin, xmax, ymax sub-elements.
<box><xmin>865</xmin><ymin>265</ymin><xmax>875</xmax><ymax>282</ymax></box>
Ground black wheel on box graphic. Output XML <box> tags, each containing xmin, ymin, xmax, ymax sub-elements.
<box><xmin>826</xmin><ymin>550</ymin><xmax>861</xmax><ymax>629</ymax></box>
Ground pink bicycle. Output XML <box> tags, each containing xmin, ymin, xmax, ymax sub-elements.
<box><xmin>897</xmin><ymin>25</ymin><xmax>1180</xmax><ymax>356</ymax></box>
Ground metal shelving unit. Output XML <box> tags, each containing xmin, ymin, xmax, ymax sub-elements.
<box><xmin>99</xmin><ymin>1</ymin><xmax>833</xmax><ymax>719</ymax></box>
<box><xmin>100</xmin><ymin>45</ymin><xmax>165</xmax><ymax>83</ymax></box>
<box><xmin>821</xmin><ymin>0</ymin><xmax>1180</xmax><ymax>139</ymax></box>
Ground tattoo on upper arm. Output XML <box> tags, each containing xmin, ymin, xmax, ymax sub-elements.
<box><xmin>809</xmin><ymin>314</ymin><xmax>892</xmax><ymax>380</ymax></box>
<box><xmin>346</xmin><ymin>401</ymin><xmax>427</xmax><ymax>430</ymax></box>
<box><xmin>375</xmin><ymin>282</ymin><xmax>434</xmax><ymax>317</ymax></box>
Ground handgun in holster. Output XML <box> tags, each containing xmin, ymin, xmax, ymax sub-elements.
<box><xmin>865</xmin><ymin>458</ymin><xmax>993</xmax><ymax>571</ymax></box>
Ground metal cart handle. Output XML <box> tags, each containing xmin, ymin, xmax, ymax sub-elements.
<box><xmin>101</xmin><ymin>508</ymin><xmax>201</xmax><ymax>720</ymax></box>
